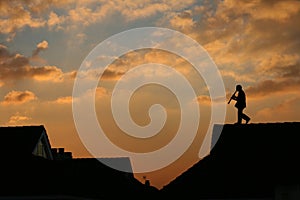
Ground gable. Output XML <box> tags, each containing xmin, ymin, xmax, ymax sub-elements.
<box><xmin>0</xmin><ymin>125</ymin><xmax>53</xmax><ymax>159</ymax></box>
<box><xmin>32</xmin><ymin>131</ymin><xmax>53</xmax><ymax>160</ymax></box>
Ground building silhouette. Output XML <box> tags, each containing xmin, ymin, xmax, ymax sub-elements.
<box><xmin>51</xmin><ymin>147</ymin><xmax>73</xmax><ymax>160</ymax></box>
<box><xmin>1</xmin><ymin>123</ymin><xmax>299</xmax><ymax>199</ymax></box>
<box><xmin>0</xmin><ymin>125</ymin><xmax>53</xmax><ymax>160</ymax></box>
<box><xmin>0</xmin><ymin>125</ymin><xmax>158</xmax><ymax>199</ymax></box>
<box><xmin>161</xmin><ymin>122</ymin><xmax>300</xmax><ymax>199</ymax></box>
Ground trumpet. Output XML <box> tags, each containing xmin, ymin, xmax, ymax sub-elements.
<box><xmin>227</xmin><ymin>90</ymin><xmax>237</xmax><ymax>104</ymax></box>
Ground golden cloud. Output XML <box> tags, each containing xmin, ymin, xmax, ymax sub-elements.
<box><xmin>47</xmin><ymin>11</ymin><xmax>65</xmax><ymax>30</ymax></box>
<box><xmin>37</xmin><ymin>40</ymin><xmax>48</xmax><ymax>49</ymax></box>
<box><xmin>32</xmin><ymin>40</ymin><xmax>49</xmax><ymax>57</ymax></box>
<box><xmin>0</xmin><ymin>44</ymin><xmax>72</xmax><ymax>84</ymax></box>
<box><xmin>0</xmin><ymin>0</ymin><xmax>198</xmax><ymax>38</ymax></box>
<box><xmin>163</xmin><ymin>0</ymin><xmax>300</xmax><ymax>100</ymax></box>
<box><xmin>246</xmin><ymin>78</ymin><xmax>300</xmax><ymax>98</ymax></box>
<box><xmin>169</xmin><ymin>11</ymin><xmax>195</xmax><ymax>30</ymax></box>
<box><xmin>0</xmin><ymin>1</ymin><xmax>46</xmax><ymax>41</ymax></box>
<box><xmin>2</xmin><ymin>90</ymin><xmax>37</xmax><ymax>105</ymax></box>
<box><xmin>195</xmin><ymin>95</ymin><xmax>211</xmax><ymax>105</ymax></box>
<box><xmin>96</xmin><ymin>87</ymin><xmax>108</xmax><ymax>99</ymax></box>
<box><xmin>8</xmin><ymin>113</ymin><xmax>32</xmax><ymax>125</ymax></box>
<box><xmin>255</xmin><ymin>96</ymin><xmax>300</xmax><ymax>122</ymax></box>
<box><xmin>101</xmin><ymin>49</ymin><xmax>194</xmax><ymax>82</ymax></box>
<box><xmin>54</xmin><ymin>96</ymin><xmax>73</xmax><ymax>104</ymax></box>
<box><xmin>29</xmin><ymin>65</ymin><xmax>64</xmax><ymax>82</ymax></box>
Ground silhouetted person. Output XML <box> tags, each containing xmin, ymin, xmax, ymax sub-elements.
<box><xmin>229</xmin><ymin>84</ymin><xmax>251</xmax><ymax>124</ymax></box>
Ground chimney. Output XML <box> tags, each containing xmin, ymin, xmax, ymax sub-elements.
<box><xmin>58</xmin><ymin>148</ymin><xmax>64</xmax><ymax>154</ymax></box>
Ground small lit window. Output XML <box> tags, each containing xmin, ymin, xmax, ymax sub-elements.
<box><xmin>33</xmin><ymin>139</ymin><xmax>47</xmax><ymax>158</ymax></box>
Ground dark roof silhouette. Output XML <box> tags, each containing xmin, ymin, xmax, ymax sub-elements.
<box><xmin>3</xmin><ymin>122</ymin><xmax>299</xmax><ymax>199</ymax></box>
<box><xmin>161</xmin><ymin>122</ymin><xmax>300</xmax><ymax>199</ymax></box>
<box><xmin>0</xmin><ymin>157</ymin><xmax>158</xmax><ymax>199</ymax></box>
<box><xmin>0</xmin><ymin>125</ymin><xmax>53</xmax><ymax>159</ymax></box>
<box><xmin>0</xmin><ymin>125</ymin><xmax>158</xmax><ymax>199</ymax></box>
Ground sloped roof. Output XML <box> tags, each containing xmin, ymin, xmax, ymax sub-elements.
<box><xmin>0</xmin><ymin>125</ymin><xmax>49</xmax><ymax>158</ymax></box>
<box><xmin>161</xmin><ymin>122</ymin><xmax>300</xmax><ymax>199</ymax></box>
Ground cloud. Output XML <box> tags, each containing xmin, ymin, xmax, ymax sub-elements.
<box><xmin>169</xmin><ymin>10</ymin><xmax>195</xmax><ymax>30</ymax></box>
<box><xmin>0</xmin><ymin>45</ymin><xmax>29</xmax><ymax>68</ymax></box>
<box><xmin>98</xmin><ymin>49</ymin><xmax>194</xmax><ymax>82</ymax></box>
<box><xmin>2</xmin><ymin>90</ymin><xmax>37</xmax><ymax>105</ymax></box>
<box><xmin>245</xmin><ymin>57</ymin><xmax>300</xmax><ymax>98</ymax></box>
<box><xmin>246</xmin><ymin>78</ymin><xmax>300</xmax><ymax>98</ymax></box>
<box><xmin>65</xmin><ymin>0</ymin><xmax>196</xmax><ymax>25</ymax></box>
<box><xmin>81</xmin><ymin>48</ymin><xmax>191</xmax><ymax>84</ymax></box>
<box><xmin>248</xmin><ymin>0</ymin><xmax>300</xmax><ymax>22</ymax></box>
<box><xmin>120</xmin><ymin>1</ymin><xmax>170</xmax><ymax>22</ymax></box>
<box><xmin>101</xmin><ymin>68</ymin><xmax>126</xmax><ymax>80</ymax></box>
<box><xmin>64</xmin><ymin>70</ymin><xmax>77</xmax><ymax>79</ymax></box>
<box><xmin>96</xmin><ymin>87</ymin><xmax>108</xmax><ymax>99</ymax></box>
<box><xmin>54</xmin><ymin>96</ymin><xmax>73</xmax><ymax>104</ymax></box>
<box><xmin>32</xmin><ymin>40</ymin><xmax>49</xmax><ymax>57</ymax></box>
<box><xmin>0</xmin><ymin>0</ymin><xmax>198</xmax><ymax>38</ymax></box>
<box><xmin>29</xmin><ymin>65</ymin><xmax>64</xmax><ymax>81</ymax></box>
<box><xmin>258</xmin><ymin>55</ymin><xmax>300</xmax><ymax>80</ymax></box>
<box><xmin>162</xmin><ymin>0</ymin><xmax>300</xmax><ymax>100</ymax></box>
<box><xmin>47</xmin><ymin>11</ymin><xmax>66</xmax><ymax>31</ymax></box>
<box><xmin>0</xmin><ymin>44</ymin><xmax>72</xmax><ymax>84</ymax></box>
<box><xmin>0</xmin><ymin>1</ymin><xmax>46</xmax><ymax>41</ymax></box>
<box><xmin>255</xmin><ymin>96</ymin><xmax>300</xmax><ymax>122</ymax></box>
<box><xmin>50</xmin><ymin>87</ymin><xmax>107</xmax><ymax>106</ymax></box>
<box><xmin>8</xmin><ymin>113</ymin><xmax>32</xmax><ymax>125</ymax></box>
<box><xmin>195</xmin><ymin>95</ymin><xmax>211</xmax><ymax>105</ymax></box>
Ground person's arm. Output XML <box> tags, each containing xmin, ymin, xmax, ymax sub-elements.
<box><xmin>228</xmin><ymin>90</ymin><xmax>238</xmax><ymax>104</ymax></box>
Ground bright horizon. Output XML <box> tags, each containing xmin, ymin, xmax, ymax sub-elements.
<box><xmin>1</xmin><ymin>0</ymin><xmax>300</xmax><ymax>189</ymax></box>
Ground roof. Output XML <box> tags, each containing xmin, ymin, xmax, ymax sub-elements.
<box><xmin>0</xmin><ymin>125</ymin><xmax>49</xmax><ymax>158</ymax></box>
<box><xmin>0</xmin><ymin>157</ymin><xmax>159</xmax><ymax>198</ymax></box>
<box><xmin>161</xmin><ymin>122</ymin><xmax>300</xmax><ymax>199</ymax></box>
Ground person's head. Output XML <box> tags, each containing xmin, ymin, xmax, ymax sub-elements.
<box><xmin>236</xmin><ymin>84</ymin><xmax>242</xmax><ymax>91</ymax></box>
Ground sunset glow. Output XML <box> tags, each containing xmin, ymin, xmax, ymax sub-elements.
<box><xmin>1</xmin><ymin>0</ymin><xmax>299</xmax><ymax>189</ymax></box>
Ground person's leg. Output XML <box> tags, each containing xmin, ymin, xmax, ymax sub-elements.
<box><xmin>242</xmin><ymin>113</ymin><xmax>251</xmax><ymax>124</ymax></box>
<box><xmin>237</xmin><ymin>108</ymin><xmax>243</xmax><ymax>124</ymax></box>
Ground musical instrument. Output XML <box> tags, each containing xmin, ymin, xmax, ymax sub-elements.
<box><xmin>227</xmin><ymin>90</ymin><xmax>237</xmax><ymax>104</ymax></box>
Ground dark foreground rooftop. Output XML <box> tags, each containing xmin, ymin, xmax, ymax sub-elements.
<box><xmin>0</xmin><ymin>157</ymin><xmax>158</xmax><ymax>199</ymax></box>
<box><xmin>1</xmin><ymin>122</ymin><xmax>299</xmax><ymax>199</ymax></box>
<box><xmin>161</xmin><ymin>122</ymin><xmax>300</xmax><ymax>199</ymax></box>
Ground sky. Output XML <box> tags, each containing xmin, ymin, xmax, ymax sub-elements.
<box><xmin>1</xmin><ymin>0</ymin><xmax>300</xmax><ymax>190</ymax></box>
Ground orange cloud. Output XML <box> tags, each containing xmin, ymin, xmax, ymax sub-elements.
<box><xmin>0</xmin><ymin>0</ymin><xmax>198</xmax><ymax>39</ymax></box>
<box><xmin>101</xmin><ymin>68</ymin><xmax>126</xmax><ymax>80</ymax></box>
<box><xmin>2</xmin><ymin>90</ymin><xmax>37</xmax><ymax>105</ymax></box>
<box><xmin>255</xmin><ymin>97</ymin><xmax>300</xmax><ymax>122</ymax></box>
<box><xmin>0</xmin><ymin>1</ymin><xmax>46</xmax><ymax>41</ymax></box>
<box><xmin>47</xmin><ymin>11</ymin><xmax>65</xmax><ymax>30</ymax></box>
<box><xmin>54</xmin><ymin>96</ymin><xmax>73</xmax><ymax>104</ymax></box>
<box><xmin>246</xmin><ymin>78</ymin><xmax>300</xmax><ymax>98</ymax></box>
<box><xmin>163</xmin><ymin>0</ymin><xmax>300</xmax><ymax>102</ymax></box>
<box><xmin>0</xmin><ymin>0</ymin><xmax>77</xmax><ymax>38</ymax></box>
<box><xmin>195</xmin><ymin>95</ymin><xmax>211</xmax><ymax>105</ymax></box>
<box><xmin>32</xmin><ymin>40</ymin><xmax>49</xmax><ymax>57</ymax></box>
<box><xmin>29</xmin><ymin>65</ymin><xmax>64</xmax><ymax>82</ymax></box>
<box><xmin>249</xmin><ymin>1</ymin><xmax>300</xmax><ymax>22</ymax></box>
<box><xmin>121</xmin><ymin>1</ymin><xmax>169</xmax><ymax>21</ymax></box>
<box><xmin>169</xmin><ymin>11</ymin><xmax>195</xmax><ymax>30</ymax></box>
<box><xmin>8</xmin><ymin>113</ymin><xmax>32</xmax><ymax>125</ymax></box>
<box><xmin>64</xmin><ymin>70</ymin><xmax>77</xmax><ymax>79</ymax></box>
<box><xmin>0</xmin><ymin>44</ymin><xmax>72</xmax><ymax>84</ymax></box>
<box><xmin>96</xmin><ymin>87</ymin><xmax>108</xmax><ymax>99</ymax></box>
<box><xmin>100</xmin><ymin>49</ymin><xmax>194</xmax><ymax>82</ymax></box>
